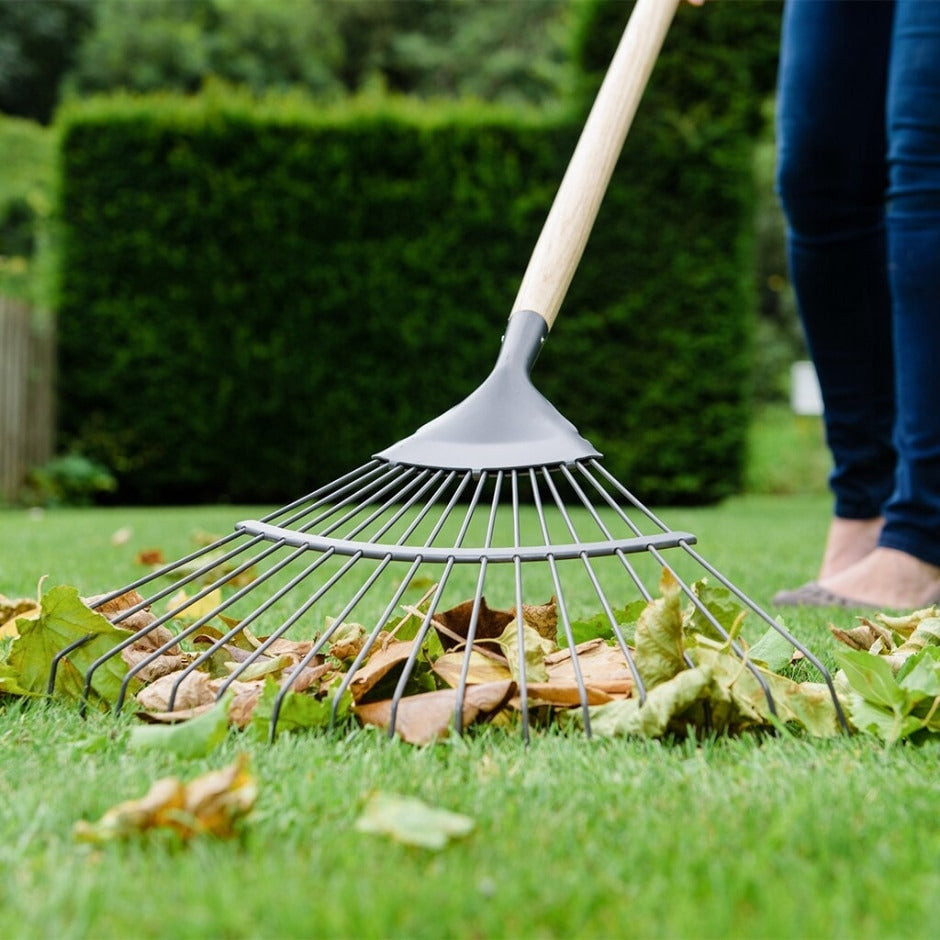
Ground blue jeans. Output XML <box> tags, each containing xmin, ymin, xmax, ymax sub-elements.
<box><xmin>777</xmin><ymin>0</ymin><xmax>940</xmax><ymax>566</ymax></box>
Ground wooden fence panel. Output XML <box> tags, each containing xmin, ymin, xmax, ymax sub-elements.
<box><xmin>0</xmin><ymin>298</ymin><xmax>55</xmax><ymax>502</ymax></box>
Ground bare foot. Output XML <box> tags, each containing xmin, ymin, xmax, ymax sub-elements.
<box><xmin>818</xmin><ymin>517</ymin><xmax>884</xmax><ymax>579</ymax></box>
<box><xmin>818</xmin><ymin>547</ymin><xmax>940</xmax><ymax>610</ymax></box>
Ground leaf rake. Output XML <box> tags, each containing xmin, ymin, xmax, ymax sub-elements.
<box><xmin>51</xmin><ymin>0</ymin><xmax>850</xmax><ymax>741</ymax></box>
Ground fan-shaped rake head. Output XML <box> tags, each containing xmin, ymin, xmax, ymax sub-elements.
<box><xmin>51</xmin><ymin>451</ymin><xmax>849</xmax><ymax>743</ymax></box>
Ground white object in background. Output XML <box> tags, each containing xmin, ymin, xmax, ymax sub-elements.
<box><xmin>791</xmin><ymin>360</ymin><xmax>824</xmax><ymax>416</ymax></box>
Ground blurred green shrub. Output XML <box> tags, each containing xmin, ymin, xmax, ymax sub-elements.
<box><xmin>21</xmin><ymin>453</ymin><xmax>117</xmax><ymax>507</ymax></box>
<box><xmin>0</xmin><ymin>115</ymin><xmax>58</xmax><ymax>308</ymax></box>
<box><xmin>55</xmin><ymin>0</ymin><xmax>781</xmax><ymax>506</ymax></box>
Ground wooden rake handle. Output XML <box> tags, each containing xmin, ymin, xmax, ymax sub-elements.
<box><xmin>511</xmin><ymin>0</ymin><xmax>681</xmax><ymax>330</ymax></box>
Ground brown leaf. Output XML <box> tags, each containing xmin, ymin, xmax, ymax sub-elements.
<box><xmin>136</xmin><ymin>670</ymin><xmax>218</xmax><ymax>713</ymax></box>
<box><xmin>830</xmin><ymin>619</ymin><xmax>894</xmax><ymax>652</ymax></box>
<box><xmin>348</xmin><ymin>640</ymin><xmax>417</xmax><ymax>702</ymax></box>
<box><xmin>264</xmin><ymin>637</ymin><xmax>318</xmax><ymax>666</ymax></box>
<box><xmin>121</xmin><ymin>623</ymin><xmax>189</xmax><ymax>682</ymax></box>
<box><xmin>545</xmin><ymin>639</ymin><xmax>634</xmax><ymax>695</ymax></box>
<box><xmin>432</xmin><ymin>650</ymin><xmax>513</xmax><ymax>688</ymax></box>
<box><xmin>521</xmin><ymin>683</ymin><xmax>614</xmax><ymax>707</ymax></box>
<box><xmin>136</xmin><ymin>549</ymin><xmax>165</xmax><ymax>567</ymax></box>
<box><xmin>519</xmin><ymin>598</ymin><xmax>558</xmax><ymax>643</ymax></box>
<box><xmin>280</xmin><ymin>660</ymin><xmax>334</xmax><ymax>694</ymax></box>
<box><xmin>84</xmin><ymin>589</ymin><xmax>158</xmax><ymax>633</ymax></box>
<box><xmin>0</xmin><ymin>594</ymin><xmax>40</xmax><ymax>639</ymax></box>
<box><xmin>355</xmin><ymin>681</ymin><xmax>515</xmax><ymax>744</ymax></box>
<box><xmin>74</xmin><ymin>755</ymin><xmax>256</xmax><ymax>842</ymax></box>
<box><xmin>227</xmin><ymin>685</ymin><xmax>265</xmax><ymax>729</ymax></box>
<box><xmin>431</xmin><ymin>597</ymin><xmax>514</xmax><ymax>650</ymax></box>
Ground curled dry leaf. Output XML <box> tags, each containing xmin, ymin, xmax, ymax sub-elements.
<box><xmin>348</xmin><ymin>640</ymin><xmax>417</xmax><ymax>702</ymax></box>
<box><xmin>0</xmin><ymin>593</ymin><xmax>40</xmax><ymax>639</ymax></box>
<box><xmin>830</xmin><ymin>620</ymin><xmax>895</xmax><ymax>653</ymax></box>
<box><xmin>519</xmin><ymin>598</ymin><xmax>558</xmax><ymax>643</ymax></box>
<box><xmin>84</xmin><ymin>589</ymin><xmax>157</xmax><ymax>633</ymax></box>
<box><xmin>84</xmin><ymin>590</ymin><xmax>190</xmax><ymax>682</ymax></box>
<box><xmin>74</xmin><ymin>755</ymin><xmax>256</xmax><ymax>842</ymax></box>
<box><xmin>430</xmin><ymin>597</ymin><xmax>557</xmax><ymax>650</ymax></box>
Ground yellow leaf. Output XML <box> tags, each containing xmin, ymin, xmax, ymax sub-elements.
<box><xmin>167</xmin><ymin>588</ymin><xmax>224</xmax><ymax>622</ymax></box>
<box><xmin>74</xmin><ymin>755</ymin><xmax>256</xmax><ymax>842</ymax></box>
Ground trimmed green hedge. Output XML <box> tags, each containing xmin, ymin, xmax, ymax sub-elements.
<box><xmin>56</xmin><ymin>0</ymin><xmax>781</xmax><ymax>505</ymax></box>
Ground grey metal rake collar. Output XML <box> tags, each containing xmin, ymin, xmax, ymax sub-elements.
<box><xmin>377</xmin><ymin>310</ymin><xmax>601</xmax><ymax>473</ymax></box>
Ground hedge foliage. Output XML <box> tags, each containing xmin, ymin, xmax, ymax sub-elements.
<box><xmin>56</xmin><ymin>0</ymin><xmax>782</xmax><ymax>505</ymax></box>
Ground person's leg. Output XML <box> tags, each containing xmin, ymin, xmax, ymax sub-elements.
<box><xmin>774</xmin><ymin>0</ymin><xmax>896</xmax><ymax>595</ymax></box>
<box><xmin>819</xmin><ymin>0</ymin><xmax>940</xmax><ymax>607</ymax></box>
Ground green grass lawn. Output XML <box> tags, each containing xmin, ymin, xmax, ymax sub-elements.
<box><xmin>1</xmin><ymin>494</ymin><xmax>939</xmax><ymax>940</ymax></box>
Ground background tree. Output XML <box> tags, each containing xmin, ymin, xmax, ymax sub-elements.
<box><xmin>0</xmin><ymin>0</ymin><xmax>94</xmax><ymax>123</ymax></box>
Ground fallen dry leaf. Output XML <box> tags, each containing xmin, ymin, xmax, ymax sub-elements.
<box><xmin>348</xmin><ymin>639</ymin><xmax>418</xmax><ymax>702</ymax></box>
<box><xmin>355</xmin><ymin>681</ymin><xmax>515</xmax><ymax>744</ymax></box>
<box><xmin>521</xmin><ymin>682</ymin><xmax>614</xmax><ymax>707</ymax></box>
<box><xmin>545</xmin><ymin>639</ymin><xmax>634</xmax><ymax>695</ymax></box>
<box><xmin>0</xmin><ymin>593</ymin><xmax>40</xmax><ymax>639</ymax></box>
<box><xmin>74</xmin><ymin>755</ymin><xmax>256</xmax><ymax>842</ymax></box>
<box><xmin>110</xmin><ymin>526</ymin><xmax>133</xmax><ymax>547</ymax></box>
<box><xmin>136</xmin><ymin>548</ymin><xmax>165</xmax><ymax>567</ymax></box>
<box><xmin>84</xmin><ymin>589</ymin><xmax>158</xmax><ymax>633</ymax></box>
<box><xmin>120</xmin><ymin>623</ymin><xmax>190</xmax><ymax>683</ymax></box>
<box><xmin>519</xmin><ymin>598</ymin><xmax>558</xmax><ymax>643</ymax></box>
<box><xmin>431</xmin><ymin>597</ymin><xmax>514</xmax><ymax>650</ymax></box>
<box><xmin>136</xmin><ymin>670</ymin><xmax>218</xmax><ymax>713</ymax></box>
<box><xmin>432</xmin><ymin>649</ymin><xmax>513</xmax><ymax>688</ymax></box>
<box><xmin>830</xmin><ymin>619</ymin><xmax>894</xmax><ymax>652</ymax></box>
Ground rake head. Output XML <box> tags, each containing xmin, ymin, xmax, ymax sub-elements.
<box><xmin>51</xmin><ymin>313</ymin><xmax>849</xmax><ymax>743</ymax></box>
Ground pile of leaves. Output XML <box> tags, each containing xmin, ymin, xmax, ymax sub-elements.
<box><xmin>833</xmin><ymin>607</ymin><xmax>940</xmax><ymax>744</ymax></box>
<box><xmin>3</xmin><ymin>570</ymin><xmax>940</xmax><ymax>745</ymax></box>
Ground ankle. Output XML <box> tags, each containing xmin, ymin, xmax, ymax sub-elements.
<box><xmin>818</xmin><ymin>516</ymin><xmax>883</xmax><ymax>580</ymax></box>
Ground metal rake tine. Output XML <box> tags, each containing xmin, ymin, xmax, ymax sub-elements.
<box><xmin>451</xmin><ymin>561</ymin><xmax>490</xmax><ymax>737</ymax></box>
<box><xmin>451</xmin><ymin>472</ymin><xmax>501</xmax><ymax>735</ymax></box>
<box><xmin>384</xmin><ymin>474</ymin><xmax>500</xmax><ymax>738</ymax></box>
<box><xmin>263</xmin><ymin>459</ymin><xmax>391</xmax><ymax>526</ymax></box>
<box><xmin>539</xmin><ymin>465</ymin><xmax>648</xmax><ymax>701</ymax></box>
<box><xmin>387</xmin><ymin>560</ymin><xmax>457</xmax><ymax>738</ymax></box>
<box><xmin>528</xmin><ymin>468</ymin><xmax>592</xmax><ymax>732</ymax></box>
<box><xmin>322</xmin><ymin>557</ymin><xmax>426</xmax><ymax>735</ymax></box>
<box><xmin>262</xmin><ymin>556</ymin><xmax>400</xmax><ymax>739</ymax></box>
<box><xmin>510</xmin><ymin>471</ymin><xmax>531</xmax><ymax>739</ymax></box>
<box><xmin>344</xmin><ymin>468</ymin><xmax>450</xmax><ymax>543</ymax></box>
<box><xmin>585</xmin><ymin>458</ymin><xmax>677</xmax><ymax>533</ymax></box>
<box><xmin>88</xmin><ymin>531</ymin><xmax>254</xmax><ymax>615</ymax></box>
<box><xmin>164</xmin><ymin>547</ymin><xmax>359</xmax><ymax>712</ymax></box>
<box><xmin>109</xmin><ymin>542</ymin><xmax>315</xmax><ymax>710</ymax></box>
<box><xmin>74</xmin><ymin>536</ymin><xmax>292</xmax><ymax>708</ymax></box>
<box><xmin>555</xmin><ymin>464</ymin><xmax>654</xmax><ymax>601</ymax></box>
<box><xmin>93</xmin><ymin>460</ymin><xmax>392</xmax><ymax>615</ymax></box>
<box><xmin>646</xmin><ymin>544</ymin><xmax>781</xmax><ymax>721</ymax></box>
<box><xmin>219</xmin><ymin>475</ymin><xmax>467</xmax><ymax>714</ymax></box>
<box><xmin>270</xmin><ymin>472</ymin><xmax>487</xmax><ymax>739</ymax></box>
<box><xmin>297</xmin><ymin>464</ymin><xmax>427</xmax><ymax>537</ymax></box>
<box><xmin>223</xmin><ymin>473</ymin><xmax>468</xmax><ymax>701</ymax></box>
